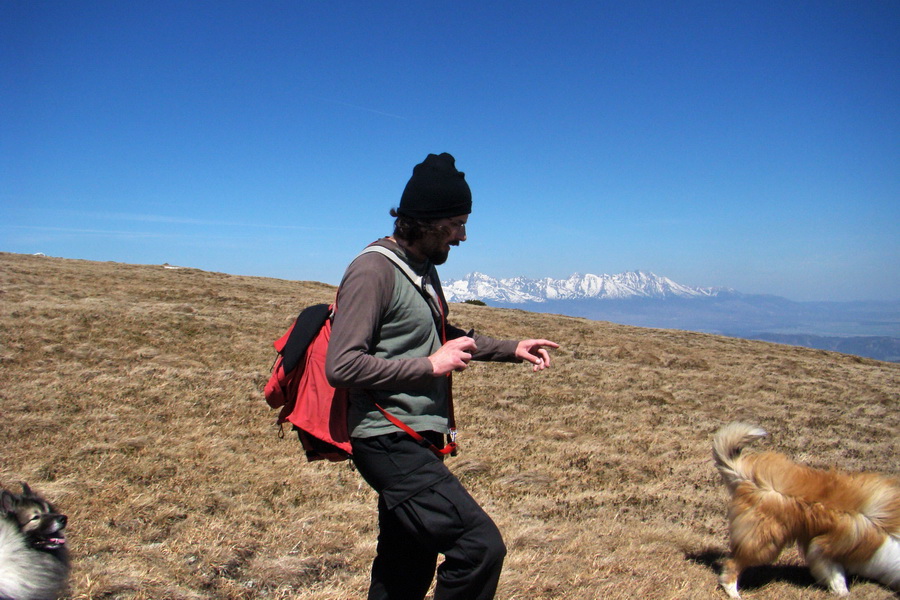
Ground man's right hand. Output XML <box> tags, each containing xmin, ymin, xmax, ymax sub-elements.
<box><xmin>428</xmin><ymin>336</ymin><xmax>477</xmax><ymax>376</ymax></box>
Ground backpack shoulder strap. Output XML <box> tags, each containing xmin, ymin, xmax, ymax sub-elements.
<box><xmin>280</xmin><ymin>303</ymin><xmax>331</xmax><ymax>374</ymax></box>
<box><xmin>356</xmin><ymin>245</ymin><xmax>446</xmax><ymax>338</ymax></box>
<box><xmin>356</xmin><ymin>245</ymin><xmax>424</xmax><ymax>292</ymax></box>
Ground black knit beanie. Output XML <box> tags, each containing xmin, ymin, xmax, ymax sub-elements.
<box><xmin>398</xmin><ymin>153</ymin><xmax>472</xmax><ymax>219</ymax></box>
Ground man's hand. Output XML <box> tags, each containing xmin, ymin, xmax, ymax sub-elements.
<box><xmin>515</xmin><ymin>339</ymin><xmax>560</xmax><ymax>372</ymax></box>
<box><xmin>428</xmin><ymin>336</ymin><xmax>477</xmax><ymax>376</ymax></box>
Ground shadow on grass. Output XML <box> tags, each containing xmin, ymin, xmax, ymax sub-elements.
<box><xmin>685</xmin><ymin>548</ymin><xmax>817</xmax><ymax>594</ymax></box>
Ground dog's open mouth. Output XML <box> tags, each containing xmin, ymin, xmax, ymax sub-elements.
<box><xmin>34</xmin><ymin>534</ymin><xmax>66</xmax><ymax>550</ymax></box>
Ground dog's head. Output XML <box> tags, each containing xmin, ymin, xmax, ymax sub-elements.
<box><xmin>0</xmin><ymin>483</ymin><xmax>68</xmax><ymax>555</ymax></box>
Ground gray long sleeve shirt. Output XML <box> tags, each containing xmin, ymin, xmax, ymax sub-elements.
<box><xmin>325</xmin><ymin>238</ymin><xmax>520</xmax><ymax>438</ymax></box>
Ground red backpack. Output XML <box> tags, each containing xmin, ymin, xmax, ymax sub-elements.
<box><xmin>264</xmin><ymin>246</ymin><xmax>458</xmax><ymax>462</ymax></box>
<box><xmin>264</xmin><ymin>302</ymin><xmax>351</xmax><ymax>461</ymax></box>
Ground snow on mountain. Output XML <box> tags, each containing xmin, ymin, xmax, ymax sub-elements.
<box><xmin>441</xmin><ymin>270</ymin><xmax>723</xmax><ymax>303</ymax></box>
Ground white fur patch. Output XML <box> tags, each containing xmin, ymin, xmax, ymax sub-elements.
<box><xmin>0</xmin><ymin>519</ymin><xmax>31</xmax><ymax>599</ymax></box>
<box><xmin>720</xmin><ymin>578</ymin><xmax>741</xmax><ymax>599</ymax></box>
<box><xmin>853</xmin><ymin>535</ymin><xmax>900</xmax><ymax>590</ymax></box>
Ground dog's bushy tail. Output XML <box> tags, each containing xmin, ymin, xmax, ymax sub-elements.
<box><xmin>713</xmin><ymin>422</ymin><xmax>768</xmax><ymax>493</ymax></box>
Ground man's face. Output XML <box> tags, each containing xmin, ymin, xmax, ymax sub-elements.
<box><xmin>418</xmin><ymin>215</ymin><xmax>468</xmax><ymax>265</ymax></box>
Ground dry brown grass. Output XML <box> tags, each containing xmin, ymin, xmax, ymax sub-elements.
<box><xmin>1</xmin><ymin>251</ymin><xmax>898</xmax><ymax>600</ymax></box>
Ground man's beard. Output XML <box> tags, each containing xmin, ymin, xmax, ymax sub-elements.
<box><xmin>428</xmin><ymin>247</ymin><xmax>450</xmax><ymax>265</ymax></box>
<box><xmin>419</xmin><ymin>236</ymin><xmax>457</xmax><ymax>265</ymax></box>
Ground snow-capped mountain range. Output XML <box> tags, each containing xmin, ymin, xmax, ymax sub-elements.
<box><xmin>441</xmin><ymin>270</ymin><xmax>726</xmax><ymax>303</ymax></box>
<box><xmin>439</xmin><ymin>270</ymin><xmax>900</xmax><ymax>362</ymax></box>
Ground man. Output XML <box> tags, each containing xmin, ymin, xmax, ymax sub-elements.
<box><xmin>326</xmin><ymin>152</ymin><xmax>558</xmax><ymax>600</ymax></box>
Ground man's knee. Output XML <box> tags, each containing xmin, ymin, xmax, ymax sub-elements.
<box><xmin>467</xmin><ymin>513</ymin><xmax>506</xmax><ymax>567</ymax></box>
<box><xmin>486</xmin><ymin>524</ymin><xmax>507</xmax><ymax>563</ymax></box>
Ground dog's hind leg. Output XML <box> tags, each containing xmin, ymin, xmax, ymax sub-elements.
<box><xmin>805</xmin><ymin>541</ymin><xmax>850</xmax><ymax>596</ymax></box>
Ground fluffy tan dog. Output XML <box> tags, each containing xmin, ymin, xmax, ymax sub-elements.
<box><xmin>712</xmin><ymin>422</ymin><xmax>900</xmax><ymax>598</ymax></box>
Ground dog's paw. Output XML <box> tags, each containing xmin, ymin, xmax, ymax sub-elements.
<box><xmin>828</xmin><ymin>581</ymin><xmax>850</xmax><ymax>597</ymax></box>
<box><xmin>718</xmin><ymin>575</ymin><xmax>742</xmax><ymax>599</ymax></box>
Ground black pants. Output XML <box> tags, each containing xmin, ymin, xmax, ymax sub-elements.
<box><xmin>351</xmin><ymin>433</ymin><xmax>506</xmax><ymax>600</ymax></box>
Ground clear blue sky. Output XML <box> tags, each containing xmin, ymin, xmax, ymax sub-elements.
<box><xmin>2</xmin><ymin>1</ymin><xmax>898</xmax><ymax>302</ymax></box>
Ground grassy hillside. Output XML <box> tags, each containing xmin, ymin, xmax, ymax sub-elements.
<box><xmin>1</xmin><ymin>252</ymin><xmax>897</xmax><ymax>600</ymax></box>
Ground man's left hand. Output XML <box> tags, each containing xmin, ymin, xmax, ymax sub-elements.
<box><xmin>515</xmin><ymin>339</ymin><xmax>559</xmax><ymax>372</ymax></box>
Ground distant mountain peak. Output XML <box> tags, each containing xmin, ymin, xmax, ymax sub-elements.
<box><xmin>441</xmin><ymin>270</ymin><xmax>724</xmax><ymax>303</ymax></box>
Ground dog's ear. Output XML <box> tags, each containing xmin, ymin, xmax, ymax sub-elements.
<box><xmin>0</xmin><ymin>490</ymin><xmax>16</xmax><ymax>513</ymax></box>
<box><xmin>20</xmin><ymin>482</ymin><xmax>34</xmax><ymax>498</ymax></box>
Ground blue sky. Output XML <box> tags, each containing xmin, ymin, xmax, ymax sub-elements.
<box><xmin>2</xmin><ymin>1</ymin><xmax>898</xmax><ymax>302</ymax></box>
